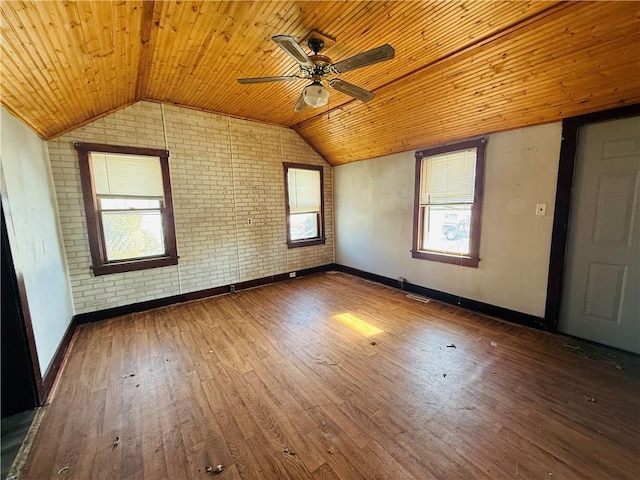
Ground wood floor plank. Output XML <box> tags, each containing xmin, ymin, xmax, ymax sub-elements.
<box><xmin>19</xmin><ymin>272</ymin><xmax>640</xmax><ymax>479</ymax></box>
<box><xmin>305</xmin><ymin>430</ymin><xmax>369</xmax><ymax>480</ymax></box>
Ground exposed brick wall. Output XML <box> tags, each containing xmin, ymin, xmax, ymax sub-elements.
<box><xmin>48</xmin><ymin>101</ymin><xmax>333</xmax><ymax>313</ymax></box>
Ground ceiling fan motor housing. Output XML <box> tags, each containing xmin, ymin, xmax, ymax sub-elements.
<box><xmin>308</xmin><ymin>55</ymin><xmax>332</xmax><ymax>76</ymax></box>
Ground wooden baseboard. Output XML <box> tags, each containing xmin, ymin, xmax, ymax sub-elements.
<box><xmin>39</xmin><ymin>317</ymin><xmax>77</xmax><ymax>402</ymax></box>
<box><xmin>74</xmin><ymin>264</ymin><xmax>333</xmax><ymax>324</ymax></box>
<box><xmin>73</xmin><ymin>262</ymin><xmax>547</xmax><ymax>332</ymax></box>
<box><xmin>332</xmin><ymin>264</ymin><xmax>548</xmax><ymax>331</ymax></box>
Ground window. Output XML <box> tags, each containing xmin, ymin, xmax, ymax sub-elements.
<box><xmin>283</xmin><ymin>163</ymin><xmax>325</xmax><ymax>248</ymax></box>
<box><xmin>412</xmin><ymin>138</ymin><xmax>486</xmax><ymax>267</ymax></box>
<box><xmin>75</xmin><ymin>142</ymin><xmax>178</xmax><ymax>275</ymax></box>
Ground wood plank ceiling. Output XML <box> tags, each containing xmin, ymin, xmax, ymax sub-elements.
<box><xmin>1</xmin><ymin>1</ymin><xmax>639</xmax><ymax>165</ymax></box>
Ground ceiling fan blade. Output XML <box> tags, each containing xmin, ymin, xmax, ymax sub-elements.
<box><xmin>332</xmin><ymin>44</ymin><xmax>395</xmax><ymax>73</ymax></box>
<box><xmin>272</xmin><ymin>35</ymin><xmax>314</xmax><ymax>68</ymax></box>
<box><xmin>294</xmin><ymin>90</ymin><xmax>308</xmax><ymax>112</ymax></box>
<box><xmin>329</xmin><ymin>79</ymin><xmax>375</xmax><ymax>102</ymax></box>
<box><xmin>237</xmin><ymin>76</ymin><xmax>299</xmax><ymax>84</ymax></box>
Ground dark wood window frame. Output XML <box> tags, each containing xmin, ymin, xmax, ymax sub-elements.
<box><xmin>283</xmin><ymin>162</ymin><xmax>326</xmax><ymax>249</ymax></box>
<box><xmin>411</xmin><ymin>138</ymin><xmax>486</xmax><ymax>268</ymax></box>
<box><xmin>75</xmin><ymin>142</ymin><xmax>178</xmax><ymax>276</ymax></box>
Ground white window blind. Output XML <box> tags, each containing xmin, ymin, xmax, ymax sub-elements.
<box><xmin>91</xmin><ymin>152</ymin><xmax>164</xmax><ymax>197</ymax></box>
<box><xmin>420</xmin><ymin>148</ymin><xmax>477</xmax><ymax>205</ymax></box>
<box><xmin>288</xmin><ymin>168</ymin><xmax>320</xmax><ymax>213</ymax></box>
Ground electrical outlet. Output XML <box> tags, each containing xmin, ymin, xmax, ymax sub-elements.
<box><xmin>536</xmin><ymin>203</ymin><xmax>547</xmax><ymax>216</ymax></box>
<box><xmin>289</xmin><ymin>272</ymin><xmax>296</xmax><ymax>278</ymax></box>
<box><xmin>247</xmin><ymin>218</ymin><xmax>252</xmax><ymax>225</ymax></box>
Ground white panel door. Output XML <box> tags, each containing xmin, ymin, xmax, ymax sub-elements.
<box><xmin>559</xmin><ymin>116</ymin><xmax>640</xmax><ymax>353</ymax></box>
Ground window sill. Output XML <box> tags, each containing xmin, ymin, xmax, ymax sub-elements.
<box><xmin>411</xmin><ymin>250</ymin><xmax>479</xmax><ymax>268</ymax></box>
<box><xmin>287</xmin><ymin>237</ymin><xmax>326</xmax><ymax>249</ymax></box>
<box><xmin>92</xmin><ymin>255</ymin><xmax>178</xmax><ymax>276</ymax></box>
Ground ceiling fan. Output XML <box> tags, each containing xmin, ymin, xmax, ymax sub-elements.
<box><xmin>237</xmin><ymin>35</ymin><xmax>395</xmax><ymax>112</ymax></box>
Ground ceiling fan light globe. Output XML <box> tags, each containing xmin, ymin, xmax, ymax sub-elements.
<box><xmin>303</xmin><ymin>83</ymin><xmax>329</xmax><ymax>107</ymax></box>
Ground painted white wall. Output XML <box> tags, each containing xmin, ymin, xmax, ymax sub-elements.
<box><xmin>0</xmin><ymin>107</ymin><xmax>75</xmax><ymax>375</ymax></box>
<box><xmin>335</xmin><ymin>123</ymin><xmax>562</xmax><ymax>317</ymax></box>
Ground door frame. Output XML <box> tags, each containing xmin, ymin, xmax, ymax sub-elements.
<box><xmin>1</xmin><ymin>200</ymin><xmax>44</xmax><ymax>405</ymax></box>
<box><xmin>544</xmin><ymin>103</ymin><xmax>640</xmax><ymax>331</ymax></box>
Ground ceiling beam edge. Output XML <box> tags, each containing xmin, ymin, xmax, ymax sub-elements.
<box><xmin>45</xmin><ymin>100</ymin><xmax>139</xmax><ymax>141</ymax></box>
<box><xmin>290</xmin><ymin>128</ymin><xmax>333</xmax><ymax>167</ymax></box>
<box><xmin>135</xmin><ymin>0</ymin><xmax>159</xmax><ymax>100</ymax></box>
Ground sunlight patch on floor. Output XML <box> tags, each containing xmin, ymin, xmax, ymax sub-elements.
<box><xmin>333</xmin><ymin>313</ymin><xmax>383</xmax><ymax>336</ymax></box>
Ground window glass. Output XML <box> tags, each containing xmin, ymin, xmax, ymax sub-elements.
<box><xmin>283</xmin><ymin>163</ymin><xmax>325</xmax><ymax>248</ymax></box>
<box><xmin>422</xmin><ymin>205</ymin><xmax>472</xmax><ymax>254</ymax></box>
<box><xmin>102</xmin><ymin>211</ymin><xmax>164</xmax><ymax>261</ymax></box>
<box><xmin>412</xmin><ymin>139</ymin><xmax>486</xmax><ymax>267</ymax></box>
<box><xmin>75</xmin><ymin>142</ymin><xmax>178</xmax><ymax>275</ymax></box>
<box><xmin>290</xmin><ymin>212</ymin><xmax>319</xmax><ymax>241</ymax></box>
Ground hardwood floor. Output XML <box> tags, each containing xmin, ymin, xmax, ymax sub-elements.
<box><xmin>21</xmin><ymin>272</ymin><xmax>640</xmax><ymax>479</ymax></box>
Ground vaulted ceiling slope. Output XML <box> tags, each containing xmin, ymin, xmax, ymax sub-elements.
<box><xmin>1</xmin><ymin>1</ymin><xmax>639</xmax><ymax>165</ymax></box>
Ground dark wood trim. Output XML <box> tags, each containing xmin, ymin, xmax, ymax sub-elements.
<box><xmin>415</xmin><ymin>138</ymin><xmax>486</xmax><ymax>159</ymax></box>
<box><xmin>40</xmin><ymin>318</ymin><xmax>77</xmax><ymax>401</ymax></box>
<box><xmin>92</xmin><ymin>256</ymin><xmax>178</xmax><ymax>276</ymax></box>
<box><xmin>14</xmin><ymin>275</ymin><xmax>45</xmax><ymax>402</ymax></box>
<box><xmin>159</xmin><ymin>153</ymin><xmax>178</xmax><ymax>262</ymax></box>
<box><xmin>75</xmin><ymin>285</ymin><xmax>228</xmax><ymax>324</ymax></box>
<box><xmin>544</xmin><ymin>103</ymin><xmax>640</xmax><ymax>331</ymax></box>
<box><xmin>283</xmin><ymin>162</ymin><xmax>326</xmax><ymax>248</ymax></box>
<box><xmin>1</xmin><ymin>199</ymin><xmax>44</xmax><ymax>405</ymax></box>
<box><xmin>334</xmin><ymin>264</ymin><xmax>547</xmax><ymax>330</ymax></box>
<box><xmin>234</xmin><ymin>273</ymin><xmax>290</xmax><ymax>290</ymax></box>
<box><xmin>74</xmin><ymin>142</ymin><xmax>169</xmax><ymax>158</ymax></box>
<box><xmin>74</xmin><ymin>142</ymin><xmax>179</xmax><ymax>276</ymax></box>
<box><xmin>284</xmin><ymin>163</ymin><xmax>292</xmax><ymax>245</ymax></box>
<box><xmin>75</xmin><ymin>264</ymin><xmax>334</xmax><ymax>324</ymax></box>
<box><xmin>411</xmin><ymin>154</ymin><xmax>422</xmax><ymax>259</ymax></box>
<box><xmin>76</xmin><ymin>145</ymin><xmax>104</xmax><ymax>269</ymax></box>
<box><xmin>411</xmin><ymin>137</ymin><xmax>486</xmax><ymax>268</ymax></box>
<box><xmin>287</xmin><ymin>237</ymin><xmax>326</xmax><ymax>248</ymax></box>
<box><xmin>409</xmin><ymin>250</ymin><xmax>479</xmax><ymax>267</ymax></box>
<box><xmin>470</xmin><ymin>138</ymin><xmax>486</xmax><ymax>263</ymax></box>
